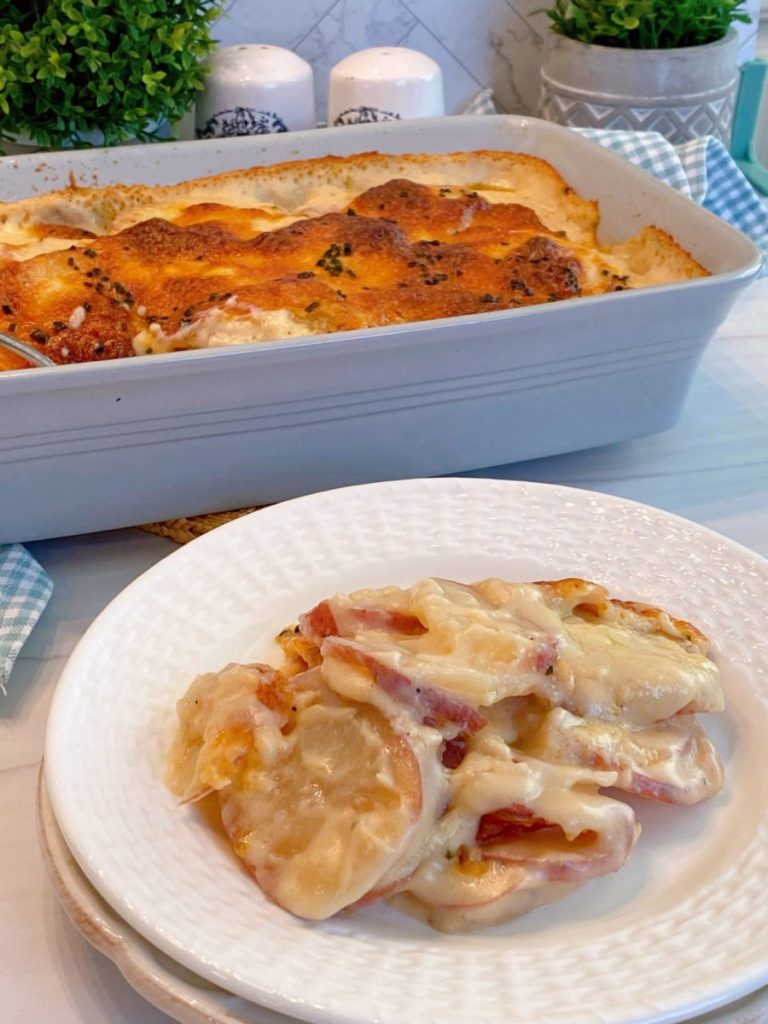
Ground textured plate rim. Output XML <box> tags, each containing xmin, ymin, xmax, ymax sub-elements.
<box><xmin>37</xmin><ymin>766</ymin><xmax>297</xmax><ymax>1024</ymax></box>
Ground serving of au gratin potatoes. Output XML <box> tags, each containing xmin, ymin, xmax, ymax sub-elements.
<box><xmin>168</xmin><ymin>575</ymin><xmax>724</xmax><ymax>934</ymax></box>
<box><xmin>0</xmin><ymin>149</ymin><xmax>707</xmax><ymax>370</ymax></box>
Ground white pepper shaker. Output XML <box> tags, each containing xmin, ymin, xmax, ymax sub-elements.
<box><xmin>196</xmin><ymin>44</ymin><xmax>315</xmax><ymax>138</ymax></box>
<box><xmin>328</xmin><ymin>47</ymin><xmax>445</xmax><ymax>127</ymax></box>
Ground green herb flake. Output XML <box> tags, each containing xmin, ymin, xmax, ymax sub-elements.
<box><xmin>316</xmin><ymin>243</ymin><xmax>345</xmax><ymax>277</ymax></box>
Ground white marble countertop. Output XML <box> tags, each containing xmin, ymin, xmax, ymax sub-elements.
<box><xmin>2</xmin><ymin>276</ymin><xmax>768</xmax><ymax>1023</ymax></box>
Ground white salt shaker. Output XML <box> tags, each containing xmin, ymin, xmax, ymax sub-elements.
<box><xmin>328</xmin><ymin>47</ymin><xmax>445</xmax><ymax>127</ymax></box>
<box><xmin>196</xmin><ymin>44</ymin><xmax>315</xmax><ymax>138</ymax></box>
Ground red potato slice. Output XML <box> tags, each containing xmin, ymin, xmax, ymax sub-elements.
<box><xmin>397</xmin><ymin>750</ymin><xmax>637</xmax><ymax>930</ymax></box>
<box><xmin>477</xmin><ymin>577</ymin><xmax>723</xmax><ymax>724</ymax></box>
<box><xmin>218</xmin><ymin>700</ymin><xmax>427</xmax><ymax>920</ymax></box>
<box><xmin>477</xmin><ymin>806</ymin><xmax>637</xmax><ymax>882</ymax></box>
<box><xmin>320</xmin><ymin>636</ymin><xmax>488</xmax><ymax>736</ymax></box>
<box><xmin>554</xmin><ymin>618</ymin><xmax>723</xmax><ymax>726</ymax></box>
<box><xmin>301</xmin><ymin>579</ymin><xmax>563</xmax><ymax>708</ymax></box>
<box><xmin>300</xmin><ymin>578</ymin><xmax>722</xmax><ymax>726</ymax></box>
<box><xmin>524</xmin><ymin>707</ymin><xmax>724</xmax><ymax>805</ymax></box>
<box><xmin>300</xmin><ymin>598</ymin><xmax>425</xmax><ymax>642</ymax></box>
<box><xmin>435</xmin><ymin>750</ymin><xmax>638</xmax><ymax>879</ymax></box>
<box><xmin>626</xmin><ymin>722</ymin><xmax>723</xmax><ymax>804</ymax></box>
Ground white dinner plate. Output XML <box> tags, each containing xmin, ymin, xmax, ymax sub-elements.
<box><xmin>45</xmin><ymin>478</ymin><xmax>768</xmax><ymax>1024</ymax></box>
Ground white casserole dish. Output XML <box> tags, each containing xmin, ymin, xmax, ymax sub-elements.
<box><xmin>0</xmin><ymin>115</ymin><xmax>761</xmax><ymax>543</ymax></box>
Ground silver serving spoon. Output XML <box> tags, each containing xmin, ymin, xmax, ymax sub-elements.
<box><xmin>0</xmin><ymin>329</ymin><xmax>57</xmax><ymax>367</ymax></box>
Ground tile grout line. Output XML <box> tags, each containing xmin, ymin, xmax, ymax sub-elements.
<box><xmin>292</xmin><ymin>0</ymin><xmax>342</xmax><ymax>52</ymax></box>
<box><xmin>398</xmin><ymin>1</ymin><xmax>485</xmax><ymax>89</ymax></box>
<box><xmin>395</xmin><ymin>21</ymin><xmax>416</xmax><ymax>47</ymax></box>
<box><xmin>502</xmin><ymin>0</ymin><xmax>545</xmax><ymax>46</ymax></box>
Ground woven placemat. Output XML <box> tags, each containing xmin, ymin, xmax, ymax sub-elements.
<box><xmin>138</xmin><ymin>507</ymin><xmax>260</xmax><ymax>544</ymax></box>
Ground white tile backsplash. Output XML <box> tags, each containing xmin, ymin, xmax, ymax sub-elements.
<box><xmin>213</xmin><ymin>0</ymin><xmax>549</xmax><ymax>115</ymax></box>
<box><xmin>395</xmin><ymin>21</ymin><xmax>484</xmax><ymax>115</ymax></box>
<box><xmin>213</xmin><ymin>0</ymin><xmax>768</xmax><ymax>122</ymax></box>
<box><xmin>405</xmin><ymin>0</ymin><xmax>541</xmax><ymax>113</ymax></box>
<box><xmin>295</xmin><ymin>0</ymin><xmax>418</xmax><ymax>121</ymax></box>
<box><xmin>214</xmin><ymin>0</ymin><xmax>339</xmax><ymax>51</ymax></box>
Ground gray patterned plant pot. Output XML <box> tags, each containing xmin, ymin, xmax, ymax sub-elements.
<box><xmin>539</xmin><ymin>29</ymin><xmax>740</xmax><ymax>146</ymax></box>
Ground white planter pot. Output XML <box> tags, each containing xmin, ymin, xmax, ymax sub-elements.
<box><xmin>539</xmin><ymin>29</ymin><xmax>740</xmax><ymax>146</ymax></box>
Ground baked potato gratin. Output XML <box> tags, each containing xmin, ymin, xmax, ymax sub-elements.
<box><xmin>0</xmin><ymin>150</ymin><xmax>708</xmax><ymax>370</ymax></box>
<box><xmin>167</xmin><ymin>576</ymin><xmax>724</xmax><ymax>933</ymax></box>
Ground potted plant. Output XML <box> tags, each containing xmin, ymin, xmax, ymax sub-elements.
<box><xmin>538</xmin><ymin>0</ymin><xmax>753</xmax><ymax>145</ymax></box>
<box><xmin>0</xmin><ymin>0</ymin><xmax>221</xmax><ymax>150</ymax></box>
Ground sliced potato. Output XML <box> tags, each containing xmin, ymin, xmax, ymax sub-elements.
<box><xmin>220</xmin><ymin>701</ymin><xmax>424</xmax><ymax>919</ymax></box>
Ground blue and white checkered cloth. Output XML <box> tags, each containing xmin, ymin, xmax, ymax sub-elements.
<box><xmin>465</xmin><ymin>88</ymin><xmax>768</xmax><ymax>276</ymax></box>
<box><xmin>577</xmin><ymin>128</ymin><xmax>768</xmax><ymax>274</ymax></box>
<box><xmin>0</xmin><ymin>545</ymin><xmax>52</xmax><ymax>691</ymax></box>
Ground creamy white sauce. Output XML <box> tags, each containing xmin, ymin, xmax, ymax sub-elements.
<box><xmin>167</xmin><ymin>576</ymin><xmax>723</xmax><ymax>932</ymax></box>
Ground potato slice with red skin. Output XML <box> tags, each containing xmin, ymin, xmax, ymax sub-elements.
<box><xmin>321</xmin><ymin>636</ymin><xmax>488</xmax><ymax>736</ymax></box>
<box><xmin>523</xmin><ymin>707</ymin><xmax>724</xmax><ymax>805</ymax></box>
<box><xmin>218</xmin><ymin>700</ymin><xmax>427</xmax><ymax>920</ymax></box>
<box><xmin>458</xmin><ymin>753</ymin><xmax>639</xmax><ymax>882</ymax></box>
<box><xmin>400</xmin><ymin>749</ymin><xmax>637</xmax><ymax>925</ymax></box>
<box><xmin>478</xmin><ymin>809</ymin><xmax>637</xmax><ymax>882</ymax></box>
<box><xmin>403</xmin><ymin>794</ymin><xmax>634</xmax><ymax>926</ymax></box>
<box><xmin>301</xmin><ymin>581</ymin><xmax>562</xmax><ymax>706</ymax></box>
<box><xmin>300</xmin><ymin>599</ymin><xmax>426</xmax><ymax>642</ymax></box>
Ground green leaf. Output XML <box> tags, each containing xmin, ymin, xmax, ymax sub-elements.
<box><xmin>540</xmin><ymin>0</ymin><xmax>751</xmax><ymax>47</ymax></box>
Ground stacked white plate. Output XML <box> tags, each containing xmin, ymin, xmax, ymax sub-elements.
<box><xmin>42</xmin><ymin>478</ymin><xmax>768</xmax><ymax>1024</ymax></box>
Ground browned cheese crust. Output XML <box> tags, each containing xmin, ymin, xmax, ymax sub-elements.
<box><xmin>0</xmin><ymin>150</ymin><xmax>708</xmax><ymax>369</ymax></box>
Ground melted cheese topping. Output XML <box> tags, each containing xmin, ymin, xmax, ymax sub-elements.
<box><xmin>318</xmin><ymin>579</ymin><xmax>563</xmax><ymax>708</ymax></box>
<box><xmin>132</xmin><ymin>304</ymin><xmax>314</xmax><ymax>354</ymax></box>
<box><xmin>0</xmin><ymin>150</ymin><xmax>708</xmax><ymax>369</ymax></box>
<box><xmin>556</xmin><ymin>619</ymin><xmax>722</xmax><ymax>726</ymax></box>
<box><xmin>168</xmin><ymin>575</ymin><xmax>724</xmax><ymax>933</ymax></box>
